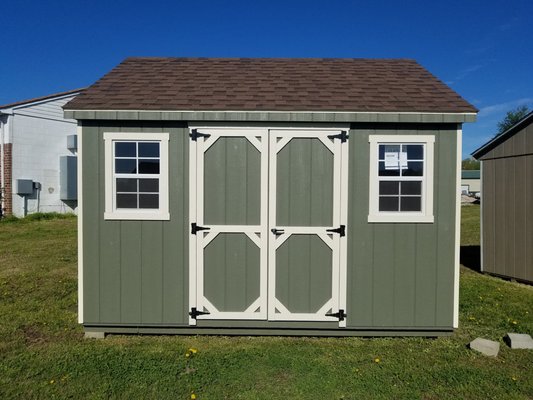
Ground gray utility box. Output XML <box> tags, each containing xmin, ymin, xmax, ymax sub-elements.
<box><xmin>67</xmin><ymin>134</ymin><xmax>78</xmax><ymax>151</ymax></box>
<box><xmin>60</xmin><ymin>156</ymin><xmax>77</xmax><ymax>200</ymax></box>
<box><xmin>16</xmin><ymin>179</ymin><xmax>34</xmax><ymax>195</ymax></box>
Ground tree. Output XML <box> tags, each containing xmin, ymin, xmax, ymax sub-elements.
<box><xmin>462</xmin><ymin>157</ymin><xmax>480</xmax><ymax>170</ymax></box>
<box><xmin>496</xmin><ymin>105</ymin><xmax>530</xmax><ymax>135</ymax></box>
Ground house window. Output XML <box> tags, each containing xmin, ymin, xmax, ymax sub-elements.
<box><xmin>368</xmin><ymin>135</ymin><xmax>434</xmax><ymax>223</ymax></box>
<box><xmin>104</xmin><ymin>132</ymin><xmax>169</xmax><ymax>220</ymax></box>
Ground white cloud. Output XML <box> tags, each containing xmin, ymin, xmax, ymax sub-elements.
<box><xmin>478</xmin><ymin>98</ymin><xmax>533</xmax><ymax>117</ymax></box>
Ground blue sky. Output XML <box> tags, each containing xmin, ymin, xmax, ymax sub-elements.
<box><xmin>1</xmin><ymin>0</ymin><xmax>531</xmax><ymax>158</ymax></box>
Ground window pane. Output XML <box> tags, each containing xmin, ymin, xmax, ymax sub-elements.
<box><xmin>401</xmin><ymin>181</ymin><xmax>422</xmax><ymax>195</ymax></box>
<box><xmin>405</xmin><ymin>144</ymin><xmax>423</xmax><ymax>160</ymax></box>
<box><xmin>139</xmin><ymin>178</ymin><xmax>159</xmax><ymax>192</ymax></box>
<box><xmin>139</xmin><ymin>194</ymin><xmax>159</xmax><ymax>209</ymax></box>
<box><xmin>400</xmin><ymin>196</ymin><xmax>422</xmax><ymax>211</ymax></box>
<box><xmin>379</xmin><ymin>144</ymin><xmax>400</xmax><ymax>160</ymax></box>
<box><xmin>379</xmin><ymin>181</ymin><xmax>399</xmax><ymax>195</ymax></box>
<box><xmin>138</xmin><ymin>142</ymin><xmax>160</xmax><ymax>158</ymax></box>
<box><xmin>379</xmin><ymin>162</ymin><xmax>400</xmax><ymax>176</ymax></box>
<box><xmin>403</xmin><ymin>161</ymin><xmax>423</xmax><ymax>176</ymax></box>
<box><xmin>115</xmin><ymin>159</ymin><xmax>137</xmax><ymax>174</ymax></box>
<box><xmin>138</xmin><ymin>159</ymin><xmax>160</xmax><ymax>174</ymax></box>
<box><xmin>116</xmin><ymin>193</ymin><xmax>137</xmax><ymax>208</ymax></box>
<box><xmin>379</xmin><ymin>196</ymin><xmax>399</xmax><ymax>211</ymax></box>
<box><xmin>116</xmin><ymin>178</ymin><xmax>137</xmax><ymax>192</ymax></box>
<box><xmin>115</xmin><ymin>142</ymin><xmax>136</xmax><ymax>157</ymax></box>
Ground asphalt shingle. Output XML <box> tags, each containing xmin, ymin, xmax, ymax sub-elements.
<box><xmin>64</xmin><ymin>58</ymin><xmax>477</xmax><ymax>113</ymax></box>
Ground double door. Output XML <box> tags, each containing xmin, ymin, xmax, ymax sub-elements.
<box><xmin>188</xmin><ymin>127</ymin><xmax>348</xmax><ymax>327</ymax></box>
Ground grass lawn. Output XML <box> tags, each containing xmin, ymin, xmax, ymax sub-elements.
<box><xmin>0</xmin><ymin>206</ymin><xmax>532</xmax><ymax>399</ymax></box>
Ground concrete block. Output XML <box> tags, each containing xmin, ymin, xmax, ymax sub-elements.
<box><xmin>469</xmin><ymin>338</ymin><xmax>500</xmax><ymax>357</ymax></box>
<box><xmin>504</xmin><ymin>333</ymin><xmax>533</xmax><ymax>349</ymax></box>
<box><xmin>84</xmin><ymin>331</ymin><xmax>106</xmax><ymax>339</ymax></box>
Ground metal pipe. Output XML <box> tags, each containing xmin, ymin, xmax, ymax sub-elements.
<box><xmin>0</xmin><ymin>117</ymin><xmax>4</xmax><ymax>217</ymax></box>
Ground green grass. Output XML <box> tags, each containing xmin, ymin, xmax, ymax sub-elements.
<box><xmin>0</xmin><ymin>207</ymin><xmax>532</xmax><ymax>399</ymax></box>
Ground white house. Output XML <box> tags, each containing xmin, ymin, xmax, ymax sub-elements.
<box><xmin>0</xmin><ymin>89</ymin><xmax>83</xmax><ymax>217</ymax></box>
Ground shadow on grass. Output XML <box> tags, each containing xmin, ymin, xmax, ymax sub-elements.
<box><xmin>460</xmin><ymin>245</ymin><xmax>481</xmax><ymax>272</ymax></box>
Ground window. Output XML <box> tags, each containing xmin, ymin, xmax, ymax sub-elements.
<box><xmin>368</xmin><ymin>135</ymin><xmax>434</xmax><ymax>223</ymax></box>
<box><xmin>104</xmin><ymin>132</ymin><xmax>169</xmax><ymax>220</ymax></box>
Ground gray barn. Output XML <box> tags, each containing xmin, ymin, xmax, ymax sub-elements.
<box><xmin>64</xmin><ymin>58</ymin><xmax>477</xmax><ymax>336</ymax></box>
<box><xmin>472</xmin><ymin>111</ymin><xmax>533</xmax><ymax>284</ymax></box>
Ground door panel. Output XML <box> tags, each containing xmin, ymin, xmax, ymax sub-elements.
<box><xmin>204</xmin><ymin>137</ymin><xmax>261</xmax><ymax>225</ymax></box>
<box><xmin>189</xmin><ymin>129</ymin><xmax>268</xmax><ymax>323</ymax></box>
<box><xmin>275</xmin><ymin>234</ymin><xmax>333</xmax><ymax>314</ymax></box>
<box><xmin>204</xmin><ymin>233</ymin><xmax>261</xmax><ymax>312</ymax></box>
<box><xmin>268</xmin><ymin>130</ymin><xmax>345</xmax><ymax>323</ymax></box>
<box><xmin>276</xmin><ymin>138</ymin><xmax>334</xmax><ymax>227</ymax></box>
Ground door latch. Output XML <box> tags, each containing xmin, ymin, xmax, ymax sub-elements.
<box><xmin>325</xmin><ymin>309</ymin><xmax>347</xmax><ymax>321</ymax></box>
<box><xmin>271</xmin><ymin>228</ymin><xmax>285</xmax><ymax>235</ymax></box>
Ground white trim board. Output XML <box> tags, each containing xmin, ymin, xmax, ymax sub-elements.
<box><xmin>77</xmin><ymin>125</ymin><xmax>83</xmax><ymax>323</ymax></box>
<box><xmin>453</xmin><ymin>126</ymin><xmax>462</xmax><ymax>328</ymax></box>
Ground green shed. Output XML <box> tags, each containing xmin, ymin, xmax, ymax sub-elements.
<box><xmin>64</xmin><ymin>58</ymin><xmax>477</xmax><ymax>336</ymax></box>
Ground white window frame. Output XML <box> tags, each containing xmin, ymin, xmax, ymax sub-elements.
<box><xmin>368</xmin><ymin>135</ymin><xmax>434</xmax><ymax>223</ymax></box>
<box><xmin>103</xmin><ymin>132</ymin><xmax>170</xmax><ymax>220</ymax></box>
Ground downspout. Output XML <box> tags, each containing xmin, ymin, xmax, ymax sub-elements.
<box><xmin>0</xmin><ymin>115</ymin><xmax>5</xmax><ymax>217</ymax></box>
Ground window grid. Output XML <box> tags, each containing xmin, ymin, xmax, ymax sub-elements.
<box><xmin>377</xmin><ymin>143</ymin><xmax>425</xmax><ymax>213</ymax></box>
<box><xmin>113</xmin><ymin>141</ymin><xmax>161</xmax><ymax>210</ymax></box>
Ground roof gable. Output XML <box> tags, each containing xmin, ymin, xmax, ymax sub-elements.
<box><xmin>64</xmin><ymin>58</ymin><xmax>477</xmax><ymax>114</ymax></box>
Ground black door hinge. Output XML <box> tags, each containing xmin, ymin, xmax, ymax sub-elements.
<box><xmin>271</xmin><ymin>228</ymin><xmax>285</xmax><ymax>235</ymax></box>
<box><xmin>326</xmin><ymin>309</ymin><xmax>347</xmax><ymax>321</ymax></box>
<box><xmin>326</xmin><ymin>225</ymin><xmax>346</xmax><ymax>237</ymax></box>
<box><xmin>327</xmin><ymin>130</ymin><xmax>349</xmax><ymax>143</ymax></box>
<box><xmin>189</xmin><ymin>307</ymin><xmax>210</xmax><ymax>319</ymax></box>
<box><xmin>189</xmin><ymin>129</ymin><xmax>211</xmax><ymax>141</ymax></box>
<box><xmin>191</xmin><ymin>223</ymin><xmax>210</xmax><ymax>235</ymax></box>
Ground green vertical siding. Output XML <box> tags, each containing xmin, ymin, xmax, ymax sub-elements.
<box><xmin>204</xmin><ymin>138</ymin><xmax>261</xmax><ymax>225</ymax></box>
<box><xmin>276</xmin><ymin>235</ymin><xmax>332</xmax><ymax>313</ymax></box>
<box><xmin>82</xmin><ymin>122</ymin><xmax>189</xmax><ymax>325</ymax></box>
<box><xmin>276</xmin><ymin>138</ymin><xmax>334</xmax><ymax>227</ymax></box>
<box><xmin>346</xmin><ymin>124</ymin><xmax>457</xmax><ymax>328</ymax></box>
<box><xmin>204</xmin><ymin>233</ymin><xmax>260</xmax><ymax>312</ymax></box>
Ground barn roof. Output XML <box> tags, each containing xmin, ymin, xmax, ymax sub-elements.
<box><xmin>472</xmin><ymin>111</ymin><xmax>533</xmax><ymax>159</ymax></box>
<box><xmin>64</xmin><ymin>58</ymin><xmax>477</xmax><ymax>114</ymax></box>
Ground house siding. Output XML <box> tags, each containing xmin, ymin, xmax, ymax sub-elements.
<box><xmin>82</xmin><ymin>120</ymin><xmax>458</xmax><ymax>332</ymax></box>
<box><xmin>8</xmin><ymin>95</ymin><xmax>79</xmax><ymax>216</ymax></box>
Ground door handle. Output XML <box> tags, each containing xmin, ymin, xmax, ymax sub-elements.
<box><xmin>271</xmin><ymin>228</ymin><xmax>285</xmax><ymax>235</ymax></box>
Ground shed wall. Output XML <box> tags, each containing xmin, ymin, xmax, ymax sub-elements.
<box><xmin>479</xmin><ymin>122</ymin><xmax>533</xmax><ymax>283</ymax></box>
<box><xmin>481</xmin><ymin>155</ymin><xmax>533</xmax><ymax>283</ymax></box>
<box><xmin>82</xmin><ymin>121</ymin><xmax>458</xmax><ymax>331</ymax></box>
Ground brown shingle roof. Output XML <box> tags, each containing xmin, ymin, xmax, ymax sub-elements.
<box><xmin>63</xmin><ymin>58</ymin><xmax>477</xmax><ymax>113</ymax></box>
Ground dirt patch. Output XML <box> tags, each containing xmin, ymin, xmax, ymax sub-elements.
<box><xmin>21</xmin><ymin>325</ymin><xmax>49</xmax><ymax>345</ymax></box>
